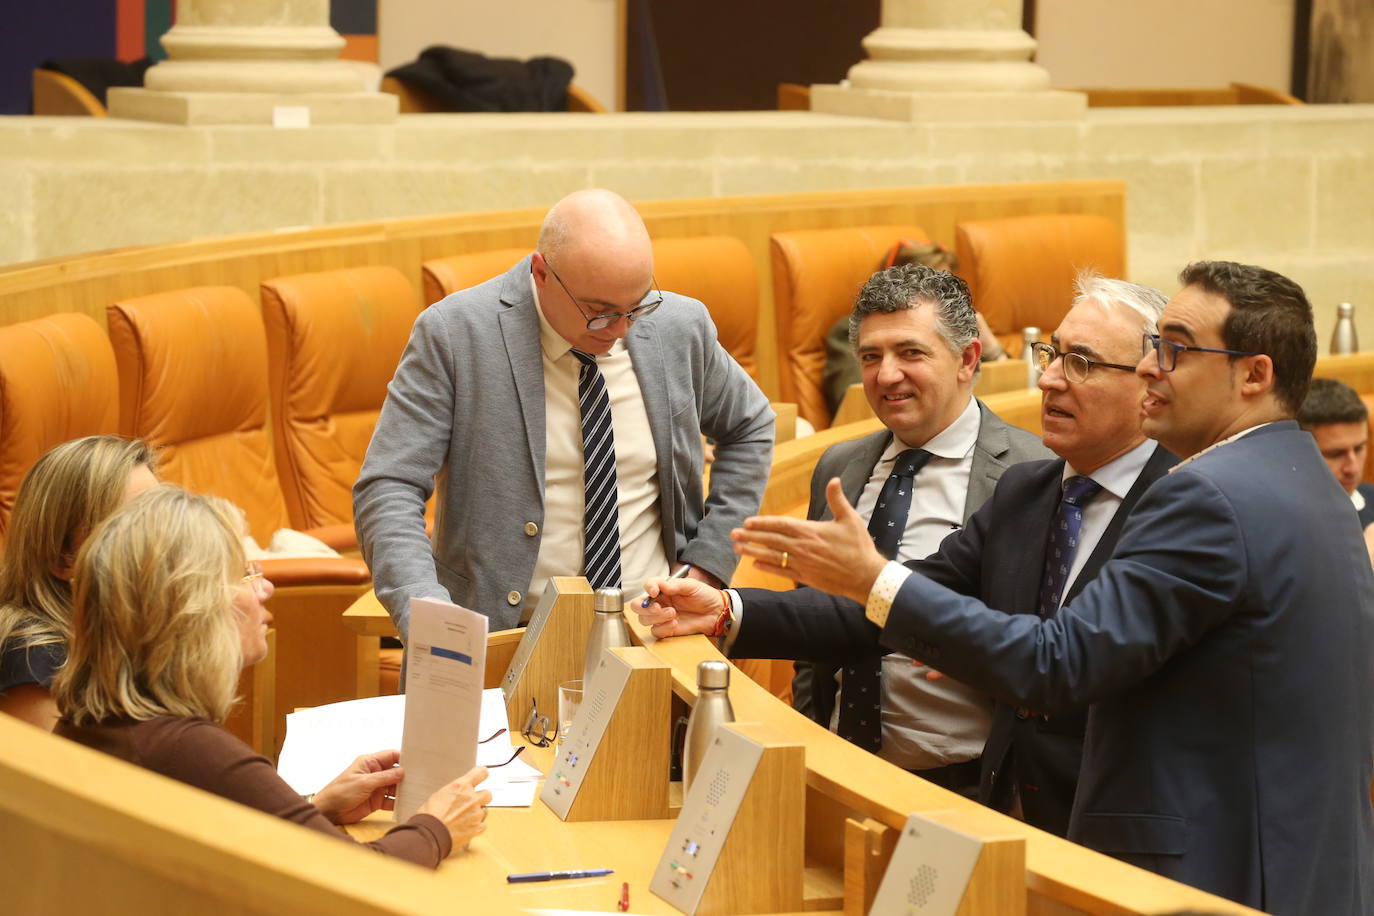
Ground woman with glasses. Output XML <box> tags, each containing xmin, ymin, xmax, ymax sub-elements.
<box><xmin>53</xmin><ymin>486</ymin><xmax>491</xmax><ymax>867</ymax></box>
<box><xmin>0</xmin><ymin>436</ymin><xmax>158</xmax><ymax>731</ymax></box>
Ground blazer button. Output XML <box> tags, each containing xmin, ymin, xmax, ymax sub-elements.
<box><xmin>506</xmin><ymin>590</ymin><xmax>522</xmax><ymax>606</ymax></box>
<box><xmin>524</xmin><ymin>522</ymin><xmax>539</xmax><ymax>536</ymax></box>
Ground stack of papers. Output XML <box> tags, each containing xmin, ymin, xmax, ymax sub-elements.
<box><xmin>277</xmin><ymin>690</ymin><xmax>542</xmax><ymax>807</ymax></box>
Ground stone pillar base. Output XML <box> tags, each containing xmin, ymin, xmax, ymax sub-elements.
<box><xmin>811</xmin><ymin>84</ymin><xmax>1085</xmax><ymax>123</ymax></box>
<box><xmin>108</xmin><ymin>87</ymin><xmax>397</xmax><ymax>125</ymax></box>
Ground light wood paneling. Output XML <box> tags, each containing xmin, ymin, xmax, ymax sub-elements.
<box><xmin>0</xmin><ymin>181</ymin><xmax>1126</xmax><ymax>400</ymax></box>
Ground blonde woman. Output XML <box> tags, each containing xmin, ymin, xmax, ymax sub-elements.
<box><xmin>0</xmin><ymin>436</ymin><xmax>158</xmax><ymax>729</ymax></box>
<box><xmin>53</xmin><ymin>486</ymin><xmax>490</xmax><ymax>866</ymax></box>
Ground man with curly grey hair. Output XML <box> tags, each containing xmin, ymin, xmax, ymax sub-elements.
<box><xmin>791</xmin><ymin>262</ymin><xmax>1049</xmax><ymax>794</ymax></box>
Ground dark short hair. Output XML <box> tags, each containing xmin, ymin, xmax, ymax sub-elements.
<box><xmin>1178</xmin><ymin>260</ymin><xmax>1316</xmax><ymax>414</ymax></box>
<box><xmin>848</xmin><ymin>263</ymin><xmax>977</xmax><ymax>355</ymax></box>
<box><xmin>1297</xmin><ymin>377</ymin><xmax>1368</xmax><ymax>428</ymax></box>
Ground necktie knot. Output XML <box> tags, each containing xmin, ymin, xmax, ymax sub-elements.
<box><xmin>1061</xmin><ymin>475</ymin><xmax>1103</xmax><ymax>507</ymax></box>
<box><xmin>570</xmin><ymin>348</ymin><xmax>597</xmax><ymax>369</ymax></box>
<box><xmin>892</xmin><ymin>448</ymin><xmax>933</xmax><ymax>479</ymax></box>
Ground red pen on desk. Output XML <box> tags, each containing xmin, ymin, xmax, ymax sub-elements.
<box><xmin>618</xmin><ymin>881</ymin><xmax>630</xmax><ymax>912</ymax></box>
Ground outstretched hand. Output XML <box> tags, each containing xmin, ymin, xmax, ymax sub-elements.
<box><xmin>637</xmin><ymin>576</ymin><xmax>725</xmax><ymax>638</ymax></box>
<box><xmin>731</xmin><ymin>478</ymin><xmax>888</xmax><ymax>605</ymax></box>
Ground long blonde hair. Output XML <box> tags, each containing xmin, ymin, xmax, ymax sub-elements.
<box><xmin>54</xmin><ymin>487</ymin><xmax>245</xmax><ymax>725</ymax></box>
<box><xmin>0</xmin><ymin>436</ymin><xmax>155</xmax><ymax>654</ymax></box>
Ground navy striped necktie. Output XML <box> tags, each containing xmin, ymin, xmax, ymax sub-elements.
<box><xmin>571</xmin><ymin>349</ymin><xmax>623</xmax><ymax>590</ymax></box>
<box><xmin>1036</xmin><ymin>475</ymin><xmax>1103</xmax><ymax>618</ymax></box>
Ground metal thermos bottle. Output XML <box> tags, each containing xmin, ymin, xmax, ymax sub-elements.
<box><xmin>683</xmin><ymin>660</ymin><xmax>735</xmax><ymax>793</ymax></box>
<box><xmin>1332</xmin><ymin>302</ymin><xmax>1359</xmax><ymax>355</ymax></box>
<box><xmin>582</xmin><ymin>587</ymin><xmax>632</xmax><ymax>687</ymax></box>
<box><xmin>1021</xmin><ymin>326</ymin><xmax>1041</xmax><ymax>386</ymax></box>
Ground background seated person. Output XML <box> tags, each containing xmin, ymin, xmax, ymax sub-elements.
<box><xmin>823</xmin><ymin>241</ymin><xmax>1007</xmax><ymax>416</ymax></box>
<box><xmin>53</xmin><ymin>486</ymin><xmax>491</xmax><ymax>867</ymax></box>
<box><xmin>1297</xmin><ymin>377</ymin><xmax>1374</xmax><ymax>528</ymax></box>
<box><xmin>0</xmin><ymin>436</ymin><xmax>157</xmax><ymax>730</ymax></box>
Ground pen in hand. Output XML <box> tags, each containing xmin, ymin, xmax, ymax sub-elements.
<box><xmin>642</xmin><ymin>565</ymin><xmax>692</xmax><ymax>608</ymax></box>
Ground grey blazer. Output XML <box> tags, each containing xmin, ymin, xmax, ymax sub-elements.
<box><xmin>792</xmin><ymin>400</ymin><xmax>1050</xmax><ymax>722</ymax></box>
<box><xmin>354</xmin><ymin>256</ymin><xmax>775</xmax><ymax>634</ymax></box>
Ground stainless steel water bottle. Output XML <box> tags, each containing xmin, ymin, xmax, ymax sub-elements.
<box><xmin>1021</xmin><ymin>326</ymin><xmax>1041</xmax><ymax>386</ymax></box>
<box><xmin>582</xmin><ymin>587</ymin><xmax>632</xmax><ymax>687</ymax></box>
<box><xmin>683</xmin><ymin>660</ymin><xmax>735</xmax><ymax>793</ymax></box>
<box><xmin>1331</xmin><ymin>302</ymin><xmax>1358</xmax><ymax>355</ymax></box>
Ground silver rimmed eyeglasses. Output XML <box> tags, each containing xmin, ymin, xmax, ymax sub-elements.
<box><xmin>1031</xmin><ymin>342</ymin><xmax>1137</xmax><ymax>383</ymax></box>
<box><xmin>1141</xmin><ymin>334</ymin><xmax>1257</xmax><ymax>373</ymax></box>
<box><xmin>542</xmin><ymin>257</ymin><xmax>663</xmax><ymax>331</ymax></box>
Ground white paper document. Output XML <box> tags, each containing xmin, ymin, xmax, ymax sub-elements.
<box><xmin>394</xmin><ymin>597</ymin><xmax>489</xmax><ymax>821</ymax></box>
<box><xmin>276</xmin><ymin>688</ymin><xmax>542</xmax><ymax>806</ymax></box>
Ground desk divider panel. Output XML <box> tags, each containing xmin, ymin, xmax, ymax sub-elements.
<box><xmin>540</xmin><ymin>646</ymin><xmax>672</xmax><ymax>822</ymax></box>
<box><xmin>870</xmin><ymin>809</ymin><xmax>1026</xmax><ymax>916</ymax></box>
<box><xmin>651</xmin><ymin>722</ymin><xmax>805</xmax><ymax>916</ymax></box>
<box><xmin>502</xmin><ymin>576</ymin><xmax>595</xmax><ymax>731</ymax></box>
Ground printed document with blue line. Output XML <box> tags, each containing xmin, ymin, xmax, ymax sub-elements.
<box><xmin>395</xmin><ymin>596</ymin><xmax>488</xmax><ymax>822</ymax></box>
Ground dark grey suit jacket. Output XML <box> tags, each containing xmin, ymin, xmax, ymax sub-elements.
<box><xmin>354</xmin><ymin>256</ymin><xmax>775</xmax><ymax>633</ymax></box>
<box><xmin>789</xmin><ymin>400</ymin><xmax>1050</xmax><ymax>726</ymax></box>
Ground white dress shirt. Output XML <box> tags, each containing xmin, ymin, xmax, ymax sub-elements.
<box><xmin>524</xmin><ymin>275</ymin><xmax>669</xmax><ymax>619</ymax></box>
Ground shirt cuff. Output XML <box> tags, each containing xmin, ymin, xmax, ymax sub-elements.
<box><xmin>866</xmin><ymin>561</ymin><xmax>911</xmax><ymax>628</ymax></box>
<box><xmin>720</xmin><ymin>589</ymin><xmax>744</xmax><ymax>654</ymax></box>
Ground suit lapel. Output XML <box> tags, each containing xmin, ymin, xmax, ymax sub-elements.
<box><xmin>625</xmin><ymin>315</ymin><xmax>676</xmax><ymax>548</ymax></box>
<box><xmin>964</xmin><ymin>400</ymin><xmax>1011</xmax><ymax>523</ymax></box>
<box><xmin>1063</xmin><ymin>443</ymin><xmax>1177</xmax><ymax>604</ymax></box>
<box><xmin>498</xmin><ymin>260</ymin><xmax>548</xmax><ymax>492</ymax></box>
<box><xmin>1007</xmin><ymin>460</ymin><xmax>1066</xmax><ymax>617</ymax></box>
<box><xmin>821</xmin><ymin>430</ymin><xmax>890</xmax><ymax>521</ymax></box>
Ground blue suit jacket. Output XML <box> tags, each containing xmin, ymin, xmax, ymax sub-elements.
<box><xmin>881</xmin><ymin>422</ymin><xmax>1374</xmax><ymax>914</ymax></box>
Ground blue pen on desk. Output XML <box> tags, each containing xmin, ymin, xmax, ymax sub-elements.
<box><xmin>507</xmin><ymin>868</ymin><xmax>615</xmax><ymax>883</ymax></box>
<box><xmin>641</xmin><ymin>564</ymin><xmax>692</xmax><ymax>608</ymax></box>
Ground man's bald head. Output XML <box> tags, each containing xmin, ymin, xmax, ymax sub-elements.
<box><xmin>538</xmin><ymin>189</ymin><xmax>653</xmax><ymax>279</ymax></box>
<box><xmin>532</xmin><ymin>190</ymin><xmax>658</xmax><ymax>354</ymax></box>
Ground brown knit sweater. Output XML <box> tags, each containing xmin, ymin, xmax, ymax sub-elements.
<box><xmin>55</xmin><ymin>715</ymin><xmax>451</xmax><ymax>867</ymax></box>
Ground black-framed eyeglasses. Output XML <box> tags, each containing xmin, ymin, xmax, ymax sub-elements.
<box><xmin>477</xmin><ymin>726</ymin><xmax>527</xmax><ymax>767</ymax></box>
<box><xmin>1031</xmin><ymin>342</ymin><xmax>1137</xmax><ymax>384</ymax></box>
<box><xmin>542</xmin><ymin>257</ymin><xmax>663</xmax><ymax>331</ymax></box>
<box><xmin>1141</xmin><ymin>334</ymin><xmax>1258</xmax><ymax>373</ymax></box>
<box><xmin>520</xmin><ymin>698</ymin><xmax>557</xmax><ymax>748</ymax></box>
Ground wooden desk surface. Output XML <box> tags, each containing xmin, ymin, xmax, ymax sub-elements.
<box><xmin>348</xmin><ymin>741</ymin><xmax>842</xmax><ymax>916</ymax></box>
<box><xmin>342</xmin><ymin>591</ymin><xmax>397</xmax><ymax>638</ymax></box>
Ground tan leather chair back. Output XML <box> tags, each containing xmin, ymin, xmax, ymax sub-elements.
<box><xmin>652</xmin><ymin>236</ymin><xmax>760</xmax><ymax>383</ymax></box>
<box><xmin>107</xmin><ymin>287</ymin><xmax>290</xmax><ymax>544</ymax></box>
<box><xmin>0</xmin><ymin>314</ymin><xmax>119</xmax><ymax>538</ymax></box>
<box><xmin>955</xmin><ymin>213</ymin><xmax>1125</xmax><ymax>351</ymax></box>
<box><xmin>261</xmin><ymin>266</ymin><xmax>423</xmax><ymax>531</ymax></box>
<box><xmin>421</xmin><ymin>248</ymin><xmax>529</xmax><ymax>305</ymax></box>
<box><xmin>770</xmin><ymin>224</ymin><xmax>928</xmax><ymax>429</ymax></box>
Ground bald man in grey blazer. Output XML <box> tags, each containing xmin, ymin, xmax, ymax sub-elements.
<box><xmin>354</xmin><ymin>190</ymin><xmax>774</xmax><ymax>636</ymax></box>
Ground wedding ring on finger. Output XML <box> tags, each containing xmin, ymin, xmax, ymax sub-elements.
<box><xmin>780</xmin><ymin>550</ymin><xmax>790</xmax><ymax>569</ymax></box>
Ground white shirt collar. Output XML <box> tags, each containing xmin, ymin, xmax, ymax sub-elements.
<box><xmin>1167</xmin><ymin>421</ymin><xmax>1275</xmax><ymax>473</ymax></box>
<box><xmin>1352</xmin><ymin>487</ymin><xmax>1366</xmax><ymax>512</ymax></box>
<box><xmin>1065</xmin><ymin>438</ymin><xmax>1156</xmax><ymax>500</ymax></box>
<box><xmin>880</xmin><ymin>396</ymin><xmax>980</xmax><ymax>463</ymax></box>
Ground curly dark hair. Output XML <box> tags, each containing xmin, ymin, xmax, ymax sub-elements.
<box><xmin>847</xmin><ymin>263</ymin><xmax>977</xmax><ymax>356</ymax></box>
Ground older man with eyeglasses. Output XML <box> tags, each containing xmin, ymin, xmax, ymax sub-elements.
<box><xmin>643</xmin><ymin>272</ymin><xmax>1170</xmax><ymax>838</ymax></box>
<box><xmin>646</xmin><ymin>261</ymin><xmax>1374</xmax><ymax>914</ymax></box>
<box><xmin>355</xmin><ymin>188</ymin><xmax>773</xmax><ymax>641</ymax></box>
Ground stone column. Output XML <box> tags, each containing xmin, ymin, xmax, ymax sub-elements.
<box><xmin>108</xmin><ymin>0</ymin><xmax>395</xmax><ymax>125</ymax></box>
<box><xmin>810</xmin><ymin>0</ymin><xmax>1084</xmax><ymax>122</ymax></box>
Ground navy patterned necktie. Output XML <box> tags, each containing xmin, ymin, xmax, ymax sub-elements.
<box><xmin>865</xmin><ymin>448</ymin><xmax>933</xmax><ymax>560</ymax></box>
<box><xmin>571</xmin><ymin>349</ymin><xmax>622</xmax><ymax>590</ymax></box>
<box><xmin>1036</xmin><ymin>475</ymin><xmax>1103</xmax><ymax>618</ymax></box>
<box><xmin>837</xmin><ymin>447</ymin><xmax>932</xmax><ymax>752</ymax></box>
